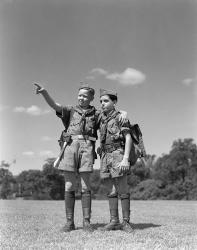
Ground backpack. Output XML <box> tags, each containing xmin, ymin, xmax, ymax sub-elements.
<box><xmin>98</xmin><ymin>111</ymin><xmax>146</xmax><ymax>166</ymax></box>
<box><xmin>129</xmin><ymin>124</ymin><xmax>146</xmax><ymax>166</ymax></box>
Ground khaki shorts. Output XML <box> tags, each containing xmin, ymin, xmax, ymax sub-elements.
<box><xmin>58</xmin><ymin>139</ymin><xmax>95</xmax><ymax>173</ymax></box>
<box><xmin>100</xmin><ymin>148</ymin><xmax>125</xmax><ymax>179</ymax></box>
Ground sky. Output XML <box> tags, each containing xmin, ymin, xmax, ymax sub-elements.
<box><xmin>0</xmin><ymin>0</ymin><xmax>196</xmax><ymax>175</ymax></box>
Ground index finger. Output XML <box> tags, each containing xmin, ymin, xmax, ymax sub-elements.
<box><xmin>33</xmin><ymin>82</ymin><xmax>41</xmax><ymax>88</ymax></box>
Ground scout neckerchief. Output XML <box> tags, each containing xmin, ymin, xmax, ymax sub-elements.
<box><xmin>100</xmin><ymin>109</ymin><xmax>119</xmax><ymax>144</ymax></box>
<box><xmin>74</xmin><ymin>105</ymin><xmax>96</xmax><ymax>135</ymax></box>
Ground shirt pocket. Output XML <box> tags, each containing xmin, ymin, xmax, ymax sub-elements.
<box><xmin>107</xmin><ymin>122</ymin><xmax>119</xmax><ymax>134</ymax></box>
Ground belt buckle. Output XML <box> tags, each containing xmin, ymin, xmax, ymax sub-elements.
<box><xmin>89</xmin><ymin>136</ymin><xmax>96</xmax><ymax>141</ymax></box>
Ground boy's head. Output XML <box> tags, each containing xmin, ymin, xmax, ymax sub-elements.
<box><xmin>100</xmin><ymin>89</ymin><xmax>118</xmax><ymax>113</ymax></box>
<box><xmin>78</xmin><ymin>83</ymin><xmax>95</xmax><ymax>108</ymax></box>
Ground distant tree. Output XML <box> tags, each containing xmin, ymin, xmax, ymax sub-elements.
<box><xmin>153</xmin><ymin>139</ymin><xmax>197</xmax><ymax>184</ymax></box>
<box><xmin>128</xmin><ymin>158</ymin><xmax>151</xmax><ymax>186</ymax></box>
<box><xmin>128</xmin><ymin>139</ymin><xmax>197</xmax><ymax>200</ymax></box>
<box><xmin>42</xmin><ymin>158</ymin><xmax>65</xmax><ymax>200</ymax></box>
<box><xmin>16</xmin><ymin>170</ymin><xmax>49</xmax><ymax>199</ymax></box>
<box><xmin>130</xmin><ymin>179</ymin><xmax>163</xmax><ymax>200</ymax></box>
<box><xmin>169</xmin><ymin>138</ymin><xmax>197</xmax><ymax>182</ymax></box>
<box><xmin>151</xmin><ymin>138</ymin><xmax>197</xmax><ymax>199</ymax></box>
<box><xmin>152</xmin><ymin>154</ymin><xmax>173</xmax><ymax>185</ymax></box>
<box><xmin>0</xmin><ymin>166</ymin><xmax>15</xmax><ymax>199</ymax></box>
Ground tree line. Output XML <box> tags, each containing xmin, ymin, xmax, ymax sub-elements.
<box><xmin>1</xmin><ymin>138</ymin><xmax>197</xmax><ymax>200</ymax></box>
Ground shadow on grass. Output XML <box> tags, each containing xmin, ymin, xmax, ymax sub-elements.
<box><xmin>131</xmin><ymin>223</ymin><xmax>161</xmax><ymax>230</ymax></box>
<box><xmin>76</xmin><ymin>223</ymin><xmax>106</xmax><ymax>230</ymax></box>
<box><xmin>92</xmin><ymin>222</ymin><xmax>161</xmax><ymax>230</ymax></box>
<box><xmin>92</xmin><ymin>223</ymin><xmax>107</xmax><ymax>230</ymax></box>
<box><xmin>76</xmin><ymin>222</ymin><xmax>161</xmax><ymax>231</ymax></box>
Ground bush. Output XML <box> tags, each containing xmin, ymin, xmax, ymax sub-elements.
<box><xmin>130</xmin><ymin>179</ymin><xmax>163</xmax><ymax>200</ymax></box>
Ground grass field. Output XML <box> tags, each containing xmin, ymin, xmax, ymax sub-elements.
<box><xmin>0</xmin><ymin>200</ymin><xmax>197</xmax><ymax>250</ymax></box>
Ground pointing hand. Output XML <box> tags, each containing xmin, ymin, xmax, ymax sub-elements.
<box><xmin>33</xmin><ymin>83</ymin><xmax>45</xmax><ymax>94</ymax></box>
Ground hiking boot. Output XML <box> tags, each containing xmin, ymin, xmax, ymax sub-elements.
<box><xmin>83</xmin><ymin>219</ymin><xmax>94</xmax><ymax>232</ymax></box>
<box><xmin>62</xmin><ymin>191</ymin><xmax>75</xmax><ymax>232</ymax></box>
<box><xmin>121</xmin><ymin>220</ymin><xmax>134</xmax><ymax>233</ymax></box>
<box><xmin>98</xmin><ymin>219</ymin><xmax>122</xmax><ymax>231</ymax></box>
<box><xmin>120</xmin><ymin>193</ymin><xmax>133</xmax><ymax>232</ymax></box>
<box><xmin>61</xmin><ymin>220</ymin><xmax>75</xmax><ymax>232</ymax></box>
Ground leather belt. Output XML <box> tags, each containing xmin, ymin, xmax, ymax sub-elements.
<box><xmin>101</xmin><ymin>143</ymin><xmax>122</xmax><ymax>153</ymax></box>
<box><xmin>71</xmin><ymin>135</ymin><xmax>96</xmax><ymax>142</ymax></box>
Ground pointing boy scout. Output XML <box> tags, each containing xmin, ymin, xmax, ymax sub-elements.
<box><xmin>34</xmin><ymin>83</ymin><xmax>126</xmax><ymax>232</ymax></box>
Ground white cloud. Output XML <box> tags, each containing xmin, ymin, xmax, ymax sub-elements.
<box><xmin>22</xmin><ymin>151</ymin><xmax>35</xmax><ymax>157</ymax></box>
<box><xmin>89</xmin><ymin>67</ymin><xmax>146</xmax><ymax>86</ymax></box>
<box><xmin>26</xmin><ymin>105</ymin><xmax>43</xmax><ymax>115</ymax></box>
<box><xmin>13</xmin><ymin>105</ymin><xmax>51</xmax><ymax>116</ymax></box>
<box><xmin>39</xmin><ymin>150</ymin><xmax>54</xmax><ymax>157</ymax></box>
<box><xmin>86</xmin><ymin>68</ymin><xmax>108</xmax><ymax>80</ymax></box>
<box><xmin>13</xmin><ymin>106</ymin><xmax>26</xmax><ymax>112</ymax></box>
<box><xmin>182</xmin><ymin>78</ymin><xmax>195</xmax><ymax>86</ymax></box>
<box><xmin>41</xmin><ymin>136</ymin><xmax>53</xmax><ymax>141</ymax></box>
<box><xmin>90</xmin><ymin>68</ymin><xmax>108</xmax><ymax>75</ymax></box>
<box><xmin>107</xmin><ymin>68</ymin><xmax>146</xmax><ymax>85</ymax></box>
<box><xmin>22</xmin><ymin>150</ymin><xmax>54</xmax><ymax>157</ymax></box>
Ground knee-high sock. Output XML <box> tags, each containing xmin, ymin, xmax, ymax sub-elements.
<box><xmin>65</xmin><ymin>191</ymin><xmax>75</xmax><ymax>221</ymax></box>
<box><xmin>108</xmin><ymin>193</ymin><xmax>119</xmax><ymax>221</ymax></box>
<box><xmin>120</xmin><ymin>193</ymin><xmax>130</xmax><ymax>221</ymax></box>
<box><xmin>81</xmin><ymin>190</ymin><xmax>91</xmax><ymax>220</ymax></box>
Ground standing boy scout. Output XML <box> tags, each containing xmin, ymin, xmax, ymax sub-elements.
<box><xmin>34</xmin><ymin>82</ymin><xmax>98</xmax><ymax>232</ymax></box>
<box><xmin>34</xmin><ymin>83</ymin><xmax>126</xmax><ymax>233</ymax></box>
<box><xmin>98</xmin><ymin>89</ymin><xmax>133</xmax><ymax>232</ymax></box>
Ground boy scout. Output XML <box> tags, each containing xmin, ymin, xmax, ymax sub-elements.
<box><xmin>34</xmin><ymin>83</ymin><xmax>126</xmax><ymax>233</ymax></box>
<box><xmin>34</xmin><ymin>82</ymin><xmax>98</xmax><ymax>232</ymax></box>
<box><xmin>98</xmin><ymin>89</ymin><xmax>133</xmax><ymax>232</ymax></box>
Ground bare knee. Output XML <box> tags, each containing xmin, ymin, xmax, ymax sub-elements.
<box><xmin>64</xmin><ymin>172</ymin><xmax>76</xmax><ymax>192</ymax></box>
<box><xmin>80</xmin><ymin>173</ymin><xmax>91</xmax><ymax>193</ymax></box>
<box><xmin>103</xmin><ymin>179</ymin><xmax>117</xmax><ymax>196</ymax></box>
<box><xmin>65</xmin><ymin>181</ymin><xmax>75</xmax><ymax>192</ymax></box>
<box><xmin>81</xmin><ymin>181</ymin><xmax>90</xmax><ymax>193</ymax></box>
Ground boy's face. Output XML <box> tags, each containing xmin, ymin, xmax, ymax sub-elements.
<box><xmin>100</xmin><ymin>95</ymin><xmax>116</xmax><ymax>113</ymax></box>
<box><xmin>78</xmin><ymin>88</ymin><xmax>94</xmax><ymax>108</ymax></box>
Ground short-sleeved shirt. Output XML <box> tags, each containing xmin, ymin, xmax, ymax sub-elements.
<box><xmin>55</xmin><ymin>105</ymin><xmax>99</xmax><ymax>172</ymax></box>
<box><xmin>56</xmin><ymin>105</ymin><xmax>72</xmax><ymax>130</ymax></box>
<box><xmin>99</xmin><ymin>109</ymin><xmax>130</xmax><ymax>145</ymax></box>
<box><xmin>99</xmin><ymin>109</ymin><xmax>131</xmax><ymax>179</ymax></box>
<box><xmin>56</xmin><ymin>105</ymin><xmax>100</xmax><ymax>137</ymax></box>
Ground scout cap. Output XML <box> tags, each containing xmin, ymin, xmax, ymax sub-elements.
<box><xmin>100</xmin><ymin>89</ymin><xmax>117</xmax><ymax>98</ymax></box>
<box><xmin>79</xmin><ymin>82</ymin><xmax>95</xmax><ymax>96</ymax></box>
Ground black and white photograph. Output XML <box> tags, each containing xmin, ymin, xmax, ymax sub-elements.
<box><xmin>0</xmin><ymin>0</ymin><xmax>197</xmax><ymax>249</ymax></box>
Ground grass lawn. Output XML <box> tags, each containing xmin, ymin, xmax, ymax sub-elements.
<box><xmin>0</xmin><ymin>200</ymin><xmax>197</xmax><ymax>250</ymax></box>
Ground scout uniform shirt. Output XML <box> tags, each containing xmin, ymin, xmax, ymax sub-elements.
<box><xmin>56</xmin><ymin>105</ymin><xmax>99</xmax><ymax>173</ymax></box>
<box><xmin>99</xmin><ymin>109</ymin><xmax>130</xmax><ymax>179</ymax></box>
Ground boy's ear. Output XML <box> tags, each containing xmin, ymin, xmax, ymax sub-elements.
<box><xmin>90</xmin><ymin>95</ymin><xmax>94</xmax><ymax>101</ymax></box>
